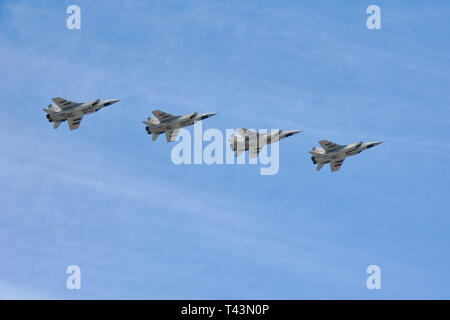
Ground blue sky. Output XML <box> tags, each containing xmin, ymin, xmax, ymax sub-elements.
<box><xmin>0</xmin><ymin>0</ymin><xmax>449</xmax><ymax>299</ymax></box>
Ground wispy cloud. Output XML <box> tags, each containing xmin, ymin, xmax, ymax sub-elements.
<box><xmin>0</xmin><ymin>281</ymin><xmax>52</xmax><ymax>300</ymax></box>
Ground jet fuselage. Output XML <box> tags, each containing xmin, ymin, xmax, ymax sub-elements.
<box><xmin>144</xmin><ymin>112</ymin><xmax>216</xmax><ymax>134</ymax></box>
<box><xmin>230</xmin><ymin>130</ymin><xmax>301</xmax><ymax>151</ymax></box>
<box><xmin>310</xmin><ymin>141</ymin><xmax>382</xmax><ymax>171</ymax></box>
<box><xmin>46</xmin><ymin>99</ymin><xmax>120</xmax><ymax>123</ymax></box>
<box><xmin>312</xmin><ymin>142</ymin><xmax>380</xmax><ymax>164</ymax></box>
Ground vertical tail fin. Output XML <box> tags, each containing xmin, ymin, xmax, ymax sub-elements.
<box><xmin>143</xmin><ymin>119</ymin><xmax>159</xmax><ymax>139</ymax></box>
<box><xmin>228</xmin><ymin>134</ymin><xmax>246</xmax><ymax>157</ymax></box>
<box><xmin>310</xmin><ymin>147</ymin><xmax>325</xmax><ymax>171</ymax></box>
<box><xmin>309</xmin><ymin>147</ymin><xmax>325</xmax><ymax>155</ymax></box>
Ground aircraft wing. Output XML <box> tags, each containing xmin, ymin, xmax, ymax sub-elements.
<box><xmin>330</xmin><ymin>158</ymin><xmax>345</xmax><ymax>172</ymax></box>
<box><xmin>52</xmin><ymin>97</ymin><xmax>79</xmax><ymax>110</ymax></box>
<box><xmin>238</xmin><ymin>128</ymin><xmax>257</xmax><ymax>137</ymax></box>
<box><xmin>152</xmin><ymin>110</ymin><xmax>177</xmax><ymax>122</ymax></box>
<box><xmin>319</xmin><ymin>140</ymin><xmax>344</xmax><ymax>152</ymax></box>
<box><xmin>165</xmin><ymin>129</ymin><xmax>180</xmax><ymax>142</ymax></box>
<box><xmin>67</xmin><ymin>116</ymin><xmax>83</xmax><ymax>130</ymax></box>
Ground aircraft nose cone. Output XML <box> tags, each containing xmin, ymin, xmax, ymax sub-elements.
<box><xmin>201</xmin><ymin>113</ymin><xmax>217</xmax><ymax>119</ymax></box>
<box><xmin>366</xmin><ymin>141</ymin><xmax>383</xmax><ymax>149</ymax></box>
<box><xmin>285</xmin><ymin>130</ymin><xmax>302</xmax><ymax>135</ymax></box>
<box><xmin>282</xmin><ymin>130</ymin><xmax>302</xmax><ymax>138</ymax></box>
<box><xmin>110</xmin><ymin>99</ymin><xmax>120</xmax><ymax>104</ymax></box>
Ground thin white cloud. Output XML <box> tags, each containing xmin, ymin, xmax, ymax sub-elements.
<box><xmin>0</xmin><ymin>281</ymin><xmax>52</xmax><ymax>299</ymax></box>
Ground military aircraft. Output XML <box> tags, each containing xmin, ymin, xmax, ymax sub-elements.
<box><xmin>229</xmin><ymin>128</ymin><xmax>301</xmax><ymax>158</ymax></box>
<box><xmin>43</xmin><ymin>97</ymin><xmax>120</xmax><ymax>130</ymax></box>
<box><xmin>310</xmin><ymin>140</ymin><xmax>382</xmax><ymax>172</ymax></box>
<box><xmin>143</xmin><ymin>110</ymin><xmax>217</xmax><ymax>142</ymax></box>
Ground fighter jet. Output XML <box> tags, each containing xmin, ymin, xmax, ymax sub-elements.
<box><xmin>229</xmin><ymin>128</ymin><xmax>302</xmax><ymax>158</ymax></box>
<box><xmin>310</xmin><ymin>140</ymin><xmax>382</xmax><ymax>172</ymax></box>
<box><xmin>143</xmin><ymin>110</ymin><xmax>217</xmax><ymax>142</ymax></box>
<box><xmin>43</xmin><ymin>97</ymin><xmax>120</xmax><ymax>130</ymax></box>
